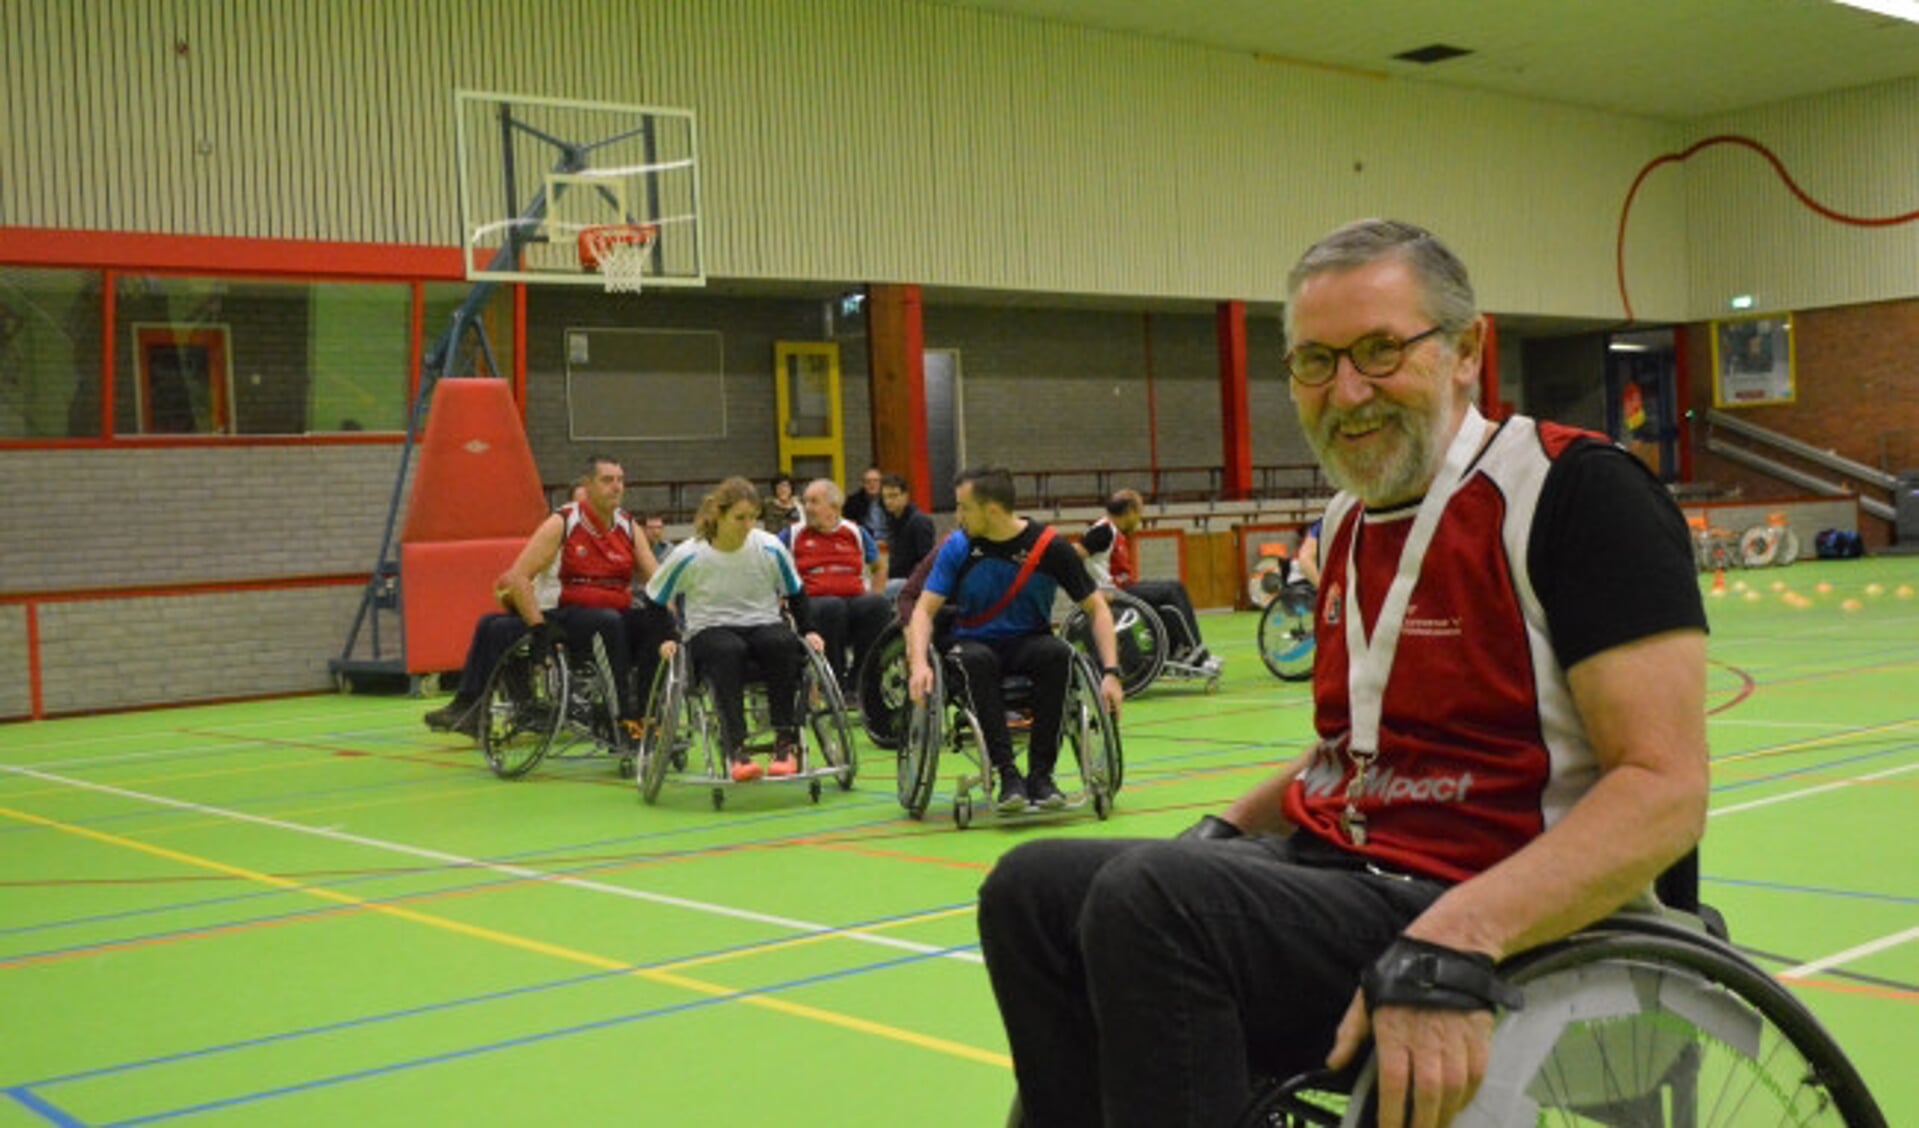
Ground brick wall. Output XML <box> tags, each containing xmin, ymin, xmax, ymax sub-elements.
<box><xmin>0</xmin><ymin>606</ymin><xmax>28</xmax><ymax>717</ymax></box>
<box><xmin>1684</xmin><ymin>297</ymin><xmax>1919</xmax><ymax>546</ymax></box>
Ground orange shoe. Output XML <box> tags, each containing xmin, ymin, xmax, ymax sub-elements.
<box><xmin>729</xmin><ymin>756</ymin><xmax>764</xmax><ymax>783</ymax></box>
<box><xmin>766</xmin><ymin>735</ymin><xmax>801</xmax><ymax>777</ymax></box>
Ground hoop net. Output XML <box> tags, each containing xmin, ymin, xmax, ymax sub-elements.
<box><xmin>578</xmin><ymin>224</ymin><xmax>659</xmax><ymax>294</ymax></box>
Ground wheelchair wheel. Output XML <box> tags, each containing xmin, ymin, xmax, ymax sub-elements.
<box><xmin>638</xmin><ymin>652</ymin><xmax>685</xmax><ymax>804</ymax></box>
<box><xmin>896</xmin><ymin>651</ymin><xmax>942</xmax><ymax>818</ymax></box>
<box><xmin>1738</xmin><ymin>525</ymin><xmax>1780</xmax><ymax>568</ymax></box>
<box><xmin>856</xmin><ymin>621</ymin><xmax>909</xmax><ymax>750</ymax></box>
<box><xmin>1292</xmin><ymin>917</ymin><xmax>1886</xmax><ymax>1128</ymax></box>
<box><xmin>1061</xmin><ymin>590</ymin><xmax>1166</xmax><ymax>698</ymax></box>
<box><xmin>1065</xmin><ymin>653</ymin><xmax>1124</xmax><ymax>798</ymax></box>
<box><xmin>1258</xmin><ymin>583</ymin><xmax>1316</xmax><ymax>683</ymax></box>
<box><xmin>478</xmin><ymin>637</ymin><xmax>567</xmax><ymax>779</ymax></box>
<box><xmin>802</xmin><ymin>644</ymin><xmax>858</xmax><ymax>790</ymax></box>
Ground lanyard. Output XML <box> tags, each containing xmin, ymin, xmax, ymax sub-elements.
<box><xmin>1337</xmin><ymin>404</ymin><xmax>1489</xmax><ymax>844</ymax></box>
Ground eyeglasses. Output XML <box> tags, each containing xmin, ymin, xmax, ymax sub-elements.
<box><xmin>1285</xmin><ymin>326</ymin><xmax>1444</xmax><ymax>386</ymax></box>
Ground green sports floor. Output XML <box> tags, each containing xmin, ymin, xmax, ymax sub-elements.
<box><xmin>3</xmin><ymin>558</ymin><xmax>1915</xmax><ymax>1126</ymax></box>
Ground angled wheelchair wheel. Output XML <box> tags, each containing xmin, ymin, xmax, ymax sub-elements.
<box><xmin>638</xmin><ymin>650</ymin><xmax>686</xmax><ymax>804</ymax></box>
<box><xmin>1061</xmin><ymin>589</ymin><xmax>1166</xmax><ymax>698</ymax></box>
<box><xmin>1258</xmin><ymin>583</ymin><xmax>1317</xmax><ymax>683</ymax></box>
<box><xmin>896</xmin><ymin>652</ymin><xmax>942</xmax><ymax>818</ymax></box>
<box><xmin>1065</xmin><ymin>653</ymin><xmax>1124</xmax><ymax>799</ymax></box>
<box><xmin>1275</xmin><ymin>916</ymin><xmax>1886</xmax><ymax>1128</ymax></box>
<box><xmin>478</xmin><ymin>636</ymin><xmax>567</xmax><ymax>779</ymax></box>
<box><xmin>802</xmin><ymin>643</ymin><xmax>858</xmax><ymax>790</ymax></box>
<box><xmin>856</xmin><ymin>621</ymin><xmax>909</xmax><ymax>750</ymax></box>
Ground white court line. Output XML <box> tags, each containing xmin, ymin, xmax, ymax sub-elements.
<box><xmin>1709</xmin><ymin>760</ymin><xmax>1919</xmax><ymax>818</ymax></box>
<box><xmin>0</xmin><ymin>709</ymin><xmax>421</xmax><ymax>757</ymax></box>
<box><xmin>0</xmin><ymin>763</ymin><xmax>983</xmax><ymax>965</ymax></box>
<box><xmin>1707</xmin><ymin>718</ymin><xmax>1888</xmax><ymax>730</ymax></box>
<box><xmin>1781</xmin><ymin>926</ymin><xmax>1919</xmax><ymax>981</ymax></box>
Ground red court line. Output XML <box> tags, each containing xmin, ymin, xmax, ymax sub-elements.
<box><xmin>1790</xmin><ymin>976</ymin><xmax>1918</xmax><ymax>1005</ymax></box>
<box><xmin>1706</xmin><ymin>659</ymin><xmax>1757</xmax><ymax>716</ymax></box>
<box><xmin>181</xmin><ymin>729</ymin><xmax>633</xmax><ymax>789</ymax></box>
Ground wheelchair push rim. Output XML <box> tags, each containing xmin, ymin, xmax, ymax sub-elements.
<box><xmin>478</xmin><ymin>634</ymin><xmax>569</xmax><ymax>779</ymax></box>
<box><xmin>1258</xmin><ymin>585</ymin><xmax>1317</xmax><ymax>683</ymax></box>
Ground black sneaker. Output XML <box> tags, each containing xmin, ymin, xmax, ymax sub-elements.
<box><xmin>1026</xmin><ymin>774</ymin><xmax>1067</xmax><ymax>810</ymax></box>
<box><xmin>995</xmin><ymin>771</ymin><xmax>1030</xmax><ymax>814</ymax></box>
<box><xmin>425</xmin><ymin>695</ymin><xmax>478</xmax><ymax>733</ymax></box>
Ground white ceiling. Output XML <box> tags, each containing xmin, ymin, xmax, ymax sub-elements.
<box><xmin>936</xmin><ymin>0</ymin><xmax>1919</xmax><ymax>119</ymax></box>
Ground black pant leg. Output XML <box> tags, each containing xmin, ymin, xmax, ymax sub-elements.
<box><xmin>948</xmin><ymin>639</ymin><xmax>1013</xmax><ymax>771</ymax></box>
<box><xmin>625</xmin><ymin>601</ymin><xmax>676</xmax><ymax>717</ymax></box>
<box><xmin>551</xmin><ymin>606</ymin><xmax>635</xmax><ymax>717</ymax></box>
<box><xmin>458</xmin><ymin>613</ymin><xmax>526</xmax><ymax>700</ymax></box>
<box><xmin>1131</xmin><ymin>579</ymin><xmax>1201</xmax><ymax>653</ymax></box>
<box><xmin>846</xmin><ymin>594</ymin><xmax>894</xmax><ymax>687</ymax></box>
<box><xmin>808</xmin><ymin>596</ymin><xmax>851</xmax><ymax>683</ymax></box>
<box><xmin>688</xmin><ymin>627</ymin><xmax>751</xmax><ymax>752</ymax></box>
<box><xmin>746</xmin><ymin>622</ymin><xmax>805</xmax><ymax>733</ymax></box>
<box><xmin>1001</xmin><ymin>632</ymin><xmax>1074</xmax><ymax>778</ymax></box>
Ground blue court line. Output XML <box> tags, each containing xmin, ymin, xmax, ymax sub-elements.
<box><xmin>16</xmin><ymin>899</ymin><xmax>976</xmax><ymax>1092</ymax></box>
<box><xmin>1</xmin><ymin>796</ymin><xmax>907</xmax><ymax>943</ymax></box>
<box><xmin>3</xmin><ymin>1087</ymin><xmax>84</xmax><ymax>1127</ymax></box>
<box><xmin>0</xmin><ymin>805</ymin><xmax>923</xmax><ymax>964</ymax></box>
<box><xmin>1702</xmin><ymin>875</ymin><xmax>1919</xmax><ymax>905</ymax></box>
<box><xmin>95</xmin><ymin>943</ymin><xmax>982</xmax><ymax>1127</ymax></box>
<box><xmin>1709</xmin><ymin>741</ymin><xmax>1918</xmax><ymax>793</ymax></box>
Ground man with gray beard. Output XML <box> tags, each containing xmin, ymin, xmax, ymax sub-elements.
<box><xmin>977</xmin><ymin>219</ymin><xmax>1708</xmax><ymax>1128</ymax></box>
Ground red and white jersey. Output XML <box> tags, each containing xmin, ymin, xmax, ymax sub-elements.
<box><xmin>1281</xmin><ymin>416</ymin><xmax>1602</xmax><ymax>884</ymax></box>
<box><xmin>782</xmin><ymin>519</ymin><xmax>876</xmax><ymax>598</ymax></box>
<box><xmin>556</xmin><ymin>501</ymin><xmax>638</xmax><ymax>611</ymax></box>
<box><xmin>1080</xmin><ymin>518</ymin><xmax>1136</xmax><ymax>590</ymax></box>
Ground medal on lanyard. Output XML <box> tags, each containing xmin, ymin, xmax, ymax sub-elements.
<box><xmin>1338</xmin><ymin>405</ymin><xmax>1489</xmax><ymax>845</ymax></box>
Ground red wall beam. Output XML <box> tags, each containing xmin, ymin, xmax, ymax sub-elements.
<box><xmin>1216</xmin><ymin>301</ymin><xmax>1252</xmax><ymax>500</ymax></box>
<box><xmin>1</xmin><ymin>226</ymin><xmax>465</xmax><ymax>281</ymax></box>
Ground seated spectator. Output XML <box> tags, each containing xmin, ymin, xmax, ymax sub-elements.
<box><xmin>880</xmin><ymin>473</ymin><xmax>936</xmax><ymax>602</ymax></box>
<box><xmin>759</xmin><ymin>473</ymin><xmax>801</xmax><ymax>533</ymax></box>
<box><xmin>842</xmin><ymin>465</ymin><xmax>892</xmax><ymax>545</ymax></box>
<box><xmin>640</xmin><ymin>511</ymin><xmax>676</xmax><ymax>558</ymax></box>
<box><xmin>781</xmin><ymin>479</ymin><xmax>893</xmax><ymax>688</ymax></box>
<box><xmin>649</xmin><ymin>478</ymin><xmax>821</xmax><ymax>782</ymax></box>
<box><xmin>1079</xmin><ymin>488</ymin><xmax>1219</xmax><ymax>672</ymax></box>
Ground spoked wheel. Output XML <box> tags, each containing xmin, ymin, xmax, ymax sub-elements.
<box><xmin>1258</xmin><ymin>582</ymin><xmax>1317</xmax><ymax>682</ymax></box>
<box><xmin>1061</xmin><ymin>590</ymin><xmax>1165</xmax><ymax>698</ymax></box>
<box><xmin>1066</xmin><ymin>654</ymin><xmax>1124</xmax><ymax>799</ymax></box>
<box><xmin>479</xmin><ymin>637</ymin><xmax>567</xmax><ymax>779</ymax></box>
<box><xmin>638</xmin><ymin>656</ymin><xmax>683</xmax><ymax>804</ymax></box>
<box><xmin>803</xmin><ymin>645</ymin><xmax>858</xmax><ymax>790</ymax></box>
<box><xmin>857</xmin><ymin>621</ymin><xmax>909</xmax><ymax>750</ymax></box>
<box><xmin>897</xmin><ymin>658</ymin><xmax>942</xmax><ymax>818</ymax></box>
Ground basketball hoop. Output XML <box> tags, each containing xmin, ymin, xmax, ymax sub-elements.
<box><xmin>578</xmin><ymin>224</ymin><xmax>659</xmax><ymax>294</ymax></box>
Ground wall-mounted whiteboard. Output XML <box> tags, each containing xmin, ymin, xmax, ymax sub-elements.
<box><xmin>565</xmin><ymin>327</ymin><xmax>726</xmax><ymax>440</ymax></box>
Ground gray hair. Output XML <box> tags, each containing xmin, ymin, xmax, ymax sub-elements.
<box><xmin>1283</xmin><ymin>219</ymin><xmax>1478</xmax><ymax>344</ymax></box>
<box><xmin>805</xmin><ymin>478</ymin><xmax>843</xmax><ymax>507</ymax></box>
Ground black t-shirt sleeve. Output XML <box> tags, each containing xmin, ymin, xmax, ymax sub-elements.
<box><xmin>1042</xmin><ymin>533</ymin><xmax>1097</xmax><ymax>603</ymax></box>
<box><xmin>1080</xmin><ymin>524</ymin><xmax>1115</xmax><ymax>555</ymax></box>
<box><xmin>1529</xmin><ymin>440</ymin><xmax>1707</xmax><ymax>670</ymax></box>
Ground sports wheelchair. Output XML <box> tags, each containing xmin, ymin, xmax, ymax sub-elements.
<box><xmin>1059</xmin><ymin>588</ymin><xmax>1222</xmax><ymax>697</ymax></box>
<box><xmin>1010</xmin><ymin>859</ymin><xmax>1886</xmax><ymax>1127</ymax></box>
<box><xmin>1258</xmin><ymin>580</ymin><xmax>1317</xmax><ymax>682</ymax></box>
<box><xmin>894</xmin><ymin>638</ymin><xmax>1122</xmax><ymax>829</ymax></box>
<box><xmin>856</xmin><ymin>619</ymin><xmax>912</xmax><ymax>751</ymax></box>
<box><xmin>476</xmin><ymin>631</ymin><xmax>637</xmax><ymax>780</ymax></box>
<box><xmin>636</xmin><ymin>631</ymin><xmax>856</xmax><ymax>810</ymax></box>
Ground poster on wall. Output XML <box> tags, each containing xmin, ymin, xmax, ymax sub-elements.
<box><xmin>1711</xmin><ymin>313</ymin><xmax>1795</xmax><ymax>407</ymax></box>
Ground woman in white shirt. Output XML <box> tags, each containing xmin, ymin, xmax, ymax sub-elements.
<box><xmin>648</xmin><ymin>478</ymin><xmax>822</xmax><ymax>782</ymax></box>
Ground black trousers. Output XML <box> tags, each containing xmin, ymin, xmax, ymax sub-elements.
<box><xmin>687</xmin><ymin>623</ymin><xmax>804</xmax><ymax>753</ymax></box>
<box><xmin>807</xmin><ymin>593</ymin><xmax>893</xmax><ymax>686</ymax></box>
<box><xmin>455</xmin><ymin>613</ymin><xmax>526</xmax><ymax>701</ymax></box>
<box><xmin>978</xmin><ymin>834</ymin><xmax>1446</xmax><ymax>1128</ymax></box>
<box><xmin>947</xmin><ymin>631</ymin><xmax>1074</xmax><ymax>777</ymax></box>
<box><xmin>1129</xmin><ymin>579</ymin><xmax>1203</xmax><ymax>655</ymax></box>
<box><xmin>550</xmin><ymin>604</ymin><xmax>677</xmax><ymax>721</ymax></box>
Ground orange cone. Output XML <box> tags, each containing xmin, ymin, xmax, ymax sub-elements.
<box><xmin>1712</xmin><ymin>568</ymin><xmax>1727</xmax><ymax>594</ymax></box>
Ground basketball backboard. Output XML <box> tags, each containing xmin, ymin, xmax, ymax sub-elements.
<box><xmin>455</xmin><ymin>90</ymin><xmax>704</xmax><ymax>289</ymax></box>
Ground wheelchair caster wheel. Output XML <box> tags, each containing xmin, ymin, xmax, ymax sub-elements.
<box><xmin>711</xmin><ymin>788</ymin><xmax>725</xmax><ymax>811</ymax></box>
<box><xmin>1092</xmin><ymin>788</ymin><xmax>1112</xmax><ymax>820</ymax></box>
<box><xmin>617</xmin><ymin>755</ymin><xmax>636</xmax><ymax>780</ymax></box>
<box><xmin>808</xmin><ymin>779</ymin><xmax>823</xmax><ymax>803</ymax></box>
<box><xmin>954</xmin><ymin>797</ymin><xmax>973</xmax><ymax>829</ymax></box>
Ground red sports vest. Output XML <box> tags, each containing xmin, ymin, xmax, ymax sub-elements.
<box><xmin>556</xmin><ymin>502</ymin><xmax>637</xmax><ymax>610</ymax></box>
<box><xmin>788</xmin><ymin>519</ymin><xmax>870</xmax><ymax>598</ymax></box>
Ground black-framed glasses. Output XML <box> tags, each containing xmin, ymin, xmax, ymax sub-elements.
<box><xmin>1285</xmin><ymin>326</ymin><xmax>1444</xmax><ymax>386</ymax></box>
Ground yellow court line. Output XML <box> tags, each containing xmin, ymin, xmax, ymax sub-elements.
<box><xmin>140</xmin><ymin>782</ymin><xmax>502</xmax><ymax>840</ymax></box>
<box><xmin>1713</xmin><ymin>717</ymin><xmax>1919</xmax><ymax>766</ymax></box>
<box><xmin>0</xmin><ymin>803</ymin><xmax>1009</xmax><ymax>1069</ymax></box>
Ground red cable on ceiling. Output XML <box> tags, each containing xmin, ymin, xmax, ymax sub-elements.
<box><xmin>1616</xmin><ymin>133</ymin><xmax>1919</xmax><ymax>322</ymax></box>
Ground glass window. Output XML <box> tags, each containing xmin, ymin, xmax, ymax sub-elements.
<box><xmin>0</xmin><ymin>267</ymin><xmax>106</xmax><ymax>438</ymax></box>
<box><xmin>421</xmin><ymin>282</ymin><xmax>516</xmax><ymax>384</ymax></box>
<box><xmin>114</xmin><ymin>276</ymin><xmax>410</xmax><ymax>436</ymax></box>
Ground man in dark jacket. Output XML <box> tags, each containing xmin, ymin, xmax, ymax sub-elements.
<box><xmin>881</xmin><ymin>473</ymin><xmax>937</xmax><ymax>601</ymax></box>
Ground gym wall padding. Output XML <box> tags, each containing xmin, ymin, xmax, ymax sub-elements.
<box><xmin>400</xmin><ymin>378</ymin><xmax>548</xmax><ymax>674</ymax></box>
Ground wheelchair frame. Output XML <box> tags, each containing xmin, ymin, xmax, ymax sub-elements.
<box><xmin>856</xmin><ymin>619</ymin><xmax>910</xmax><ymax>750</ymax></box>
<box><xmin>896</xmin><ymin>639</ymin><xmax>1122</xmax><ymax>829</ymax></box>
<box><xmin>1257</xmin><ymin>580</ymin><xmax>1316</xmax><ymax>683</ymax></box>
<box><xmin>1060</xmin><ymin>588</ymin><xmax>1222</xmax><ymax>697</ymax></box>
<box><xmin>636</xmin><ymin>631</ymin><xmax>857</xmax><ymax>810</ymax></box>
<box><xmin>476</xmin><ymin>631</ymin><xmax>636</xmax><ymax>780</ymax></box>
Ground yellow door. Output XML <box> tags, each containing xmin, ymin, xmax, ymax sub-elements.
<box><xmin>774</xmin><ymin>341</ymin><xmax>844</xmax><ymax>487</ymax></box>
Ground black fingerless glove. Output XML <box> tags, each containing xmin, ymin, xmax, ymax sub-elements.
<box><xmin>529</xmin><ymin>620</ymin><xmax>567</xmax><ymax>663</ymax></box>
<box><xmin>1176</xmin><ymin>814</ymin><xmax>1244</xmax><ymax>841</ymax></box>
<box><xmin>1361</xmin><ymin>936</ymin><xmax>1524</xmax><ymax>1015</ymax></box>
